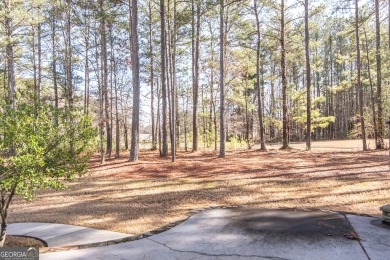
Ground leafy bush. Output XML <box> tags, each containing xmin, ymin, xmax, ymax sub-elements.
<box><xmin>0</xmin><ymin>101</ymin><xmax>96</xmax><ymax>246</ymax></box>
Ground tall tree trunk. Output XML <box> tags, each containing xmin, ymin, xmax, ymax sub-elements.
<box><xmin>148</xmin><ymin>0</ymin><xmax>156</xmax><ymax>150</ymax></box>
<box><xmin>66</xmin><ymin>0</ymin><xmax>73</xmax><ymax>107</ymax></box>
<box><xmin>254</xmin><ymin>0</ymin><xmax>266</xmax><ymax>150</ymax></box>
<box><xmin>100</xmin><ymin>0</ymin><xmax>111</xmax><ymax>157</ymax></box>
<box><xmin>171</xmin><ymin>0</ymin><xmax>177</xmax><ymax>162</ymax></box>
<box><xmin>33</xmin><ymin>21</ymin><xmax>37</xmax><ymax>101</ymax></box>
<box><xmin>375</xmin><ymin>0</ymin><xmax>384</xmax><ymax>149</ymax></box>
<box><xmin>219</xmin><ymin>0</ymin><xmax>225</xmax><ymax>158</ymax></box>
<box><xmin>329</xmin><ymin>36</ymin><xmax>335</xmax><ymax>139</ymax></box>
<box><xmin>109</xmin><ymin>23</ymin><xmax>114</xmax><ymax>159</ymax></box>
<box><xmin>281</xmin><ymin>0</ymin><xmax>289</xmax><ymax>149</ymax></box>
<box><xmin>94</xmin><ymin>24</ymin><xmax>105</xmax><ymax>164</ymax></box>
<box><xmin>65</xmin><ymin>0</ymin><xmax>74</xmax><ymax>155</ymax></box>
<box><xmin>305</xmin><ymin>0</ymin><xmax>311</xmax><ymax>151</ymax></box>
<box><xmin>104</xmin><ymin>6</ymin><xmax>112</xmax><ymax>156</ymax></box>
<box><xmin>84</xmin><ymin>20</ymin><xmax>90</xmax><ymax>116</ymax></box>
<box><xmin>166</xmin><ymin>4</ymin><xmax>172</xmax><ymax>151</ymax></box>
<box><xmin>208</xmin><ymin>22</ymin><xmax>215</xmax><ymax>150</ymax></box>
<box><xmin>37</xmin><ymin>5</ymin><xmax>41</xmax><ymax>101</ymax></box>
<box><xmin>130</xmin><ymin>0</ymin><xmax>140</xmax><ymax>162</ymax></box>
<box><xmin>354</xmin><ymin>0</ymin><xmax>367</xmax><ymax>151</ymax></box>
<box><xmin>161</xmin><ymin>0</ymin><xmax>168</xmax><ymax>157</ymax></box>
<box><xmin>192</xmin><ymin>0</ymin><xmax>200</xmax><ymax>152</ymax></box>
<box><xmin>107</xmin><ymin>23</ymin><xmax>120</xmax><ymax>159</ymax></box>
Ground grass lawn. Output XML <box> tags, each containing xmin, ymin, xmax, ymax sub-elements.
<box><xmin>9</xmin><ymin>140</ymin><xmax>390</xmax><ymax>235</ymax></box>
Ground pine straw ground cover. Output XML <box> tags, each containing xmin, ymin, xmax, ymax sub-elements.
<box><xmin>5</xmin><ymin>236</ymin><xmax>46</xmax><ymax>247</ymax></box>
<box><xmin>8</xmin><ymin>143</ymin><xmax>390</xmax><ymax>236</ymax></box>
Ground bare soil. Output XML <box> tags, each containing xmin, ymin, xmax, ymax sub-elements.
<box><xmin>8</xmin><ymin>140</ymin><xmax>390</xmax><ymax>235</ymax></box>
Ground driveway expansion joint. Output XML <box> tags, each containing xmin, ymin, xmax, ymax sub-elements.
<box><xmin>344</xmin><ymin>214</ymin><xmax>371</xmax><ymax>260</ymax></box>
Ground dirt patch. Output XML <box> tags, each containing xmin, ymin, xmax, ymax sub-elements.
<box><xmin>7</xmin><ymin>143</ymin><xmax>390</xmax><ymax>236</ymax></box>
<box><xmin>5</xmin><ymin>236</ymin><xmax>46</xmax><ymax>247</ymax></box>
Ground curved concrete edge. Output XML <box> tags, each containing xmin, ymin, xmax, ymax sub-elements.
<box><xmin>7</xmin><ymin>222</ymin><xmax>132</xmax><ymax>252</ymax></box>
<box><xmin>8</xmin><ymin>206</ymin><xmax>238</xmax><ymax>254</ymax></box>
<box><xmin>39</xmin><ymin>208</ymin><xmax>220</xmax><ymax>253</ymax></box>
<box><xmin>40</xmin><ymin>235</ymin><xmax>138</xmax><ymax>254</ymax></box>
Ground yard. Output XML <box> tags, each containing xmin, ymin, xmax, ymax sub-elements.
<box><xmin>9</xmin><ymin>140</ymin><xmax>390</xmax><ymax>235</ymax></box>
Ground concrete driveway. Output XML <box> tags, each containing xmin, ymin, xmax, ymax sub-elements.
<box><xmin>21</xmin><ymin>208</ymin><xmax>390</xmax><ymax>260</ymax></box>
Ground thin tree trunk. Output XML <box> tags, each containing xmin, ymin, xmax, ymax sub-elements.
<box><xmin>166</xmin><ymin>3</ymin><xmax>173</xmax><ymax>156</ymax></box>
<box><xmin>156</xmin><ymin>79</ymin><xmax>162</xmax><ymax>154</ymax></box>
<box><xmin>171</xmin><ymin>0</ymin><xmax>177</xmax><ymax>162</ymax></box>
<box><xmin>66</xmin><ymin>0</ymin><xmax>73</xmax><ymax>107</ymax></box>
<box><xmin>33</xmin><ymin>20</ymin><xmax>37</xmax><ymax>101</ymax></box>
<box><xmin>219</xmin><ymin>0</ymin><xmax>225</xmax><ymax>158</ymax></box>
<box><xmin>281</xmin><ymin>0</ymin><xmax>289</xmax><ymax>149</ymax></box>
<box><xmin>94</xmin><ymin>24</ymin><xmax>105</xmax><ymax>164</ymax></box>
<box><xmin>148</xmin><ymin>0</ymin><xmax>156</xmax><ymax>150</ymax></box>
<box><xmin>191</xmin><ymin>0</ymin><xmax>195</xmax><ymax>151</ymax></box>
<box><xmin>202</xmin><ymin>85</ymin><xmax>207</xmax><ymax>147</ymax></box>
<box><xmin>100</xmin><ymin>0</ymin><xmax>111</xmax><ymax>156</ymax></box>
<box><xmin>84</xmin><ymin>20</ymin><xmax>90</xmax><ymax>116</ymax></box>
<box><xmin>305</xmin><ymin>0</ymin><xmax>311</xmax><ymax>151</ymax></box>
<box><xmin>114</xmin><ymin>63</ymin><xmax>120</xmax><ymax>158</ymax></box>
<box><xmin>65</xmin><ymin>0</ymin><xmax>74</xmax><ymax>155</ymax></box>
<box><xmin>107</xmin><ymin>23</ymin><xmax>120</xmax><ymax>159</ymax></box>
<box><xmin>375</xmin><ymin>0</ymin><xmax>384</xmax><ymax>149</ymax></box>
<box><xmin>109</xmin><ymin>23</ymin><xmax>114</xmax><ymax>159</ymax></box>
<box><xmin>245</xmin><ymin>78</ymin><xmax>250</xmax><ymax>148</ymax></box>
<box><xmin>355</xmin><ymin>0</ymin><xmax>367</xmax><ymax>151</ymax></box>
<box><xmin>161</xmin><ymin>0</ymin><xmax>169</xmax><ymax>157</ymax></box>
<box><xmin>192</xmin><ymin>0</ymin><xmax>200</xmax><ymax>152</ymax></box>
<box><xmin>166</xmin><ymin>2</ymin><xmax>172</xmax><ymax>150</ymax></box>
<box><xmin>52</xmin><ymin>7</ymin><xmax>58</xmax><ymax>115</ymax></box>
<box><xmin>270</xmin><ymin>62</ymin><xmax>276</xmax><ymax>140</ymax></box>
<box><xmin>184</xmin><ymin>88</ymin><xmax>189</xmax><ymax>152</ymax></box>
<box><xmin>254</xmin><ymin>0</ymin><xmax>266</xmax><ymax>150</ymax></box>
<box><xmin>260</xmin><ymin>62</ymin><xmax>266</xmax><ymax>142</ymax></box>
<box><xmin>208</xmin><ymin>23</ymin><xmax>215</xmax><ymax>149</ymax></box>
<box><xmin>130</xmin><ymin>0</ymin><xmax>140</xmax><ymax>162</ymax></box>
<box><xmin>37</xmin><ymin>5</ymin><xmax>41</xmax><ymax>101</ymax></box>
